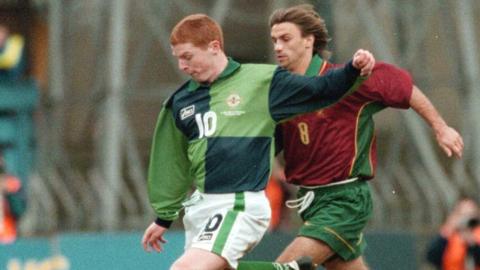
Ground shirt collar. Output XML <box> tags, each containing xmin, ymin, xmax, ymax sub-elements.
<box><xmin>304</xmin><ymin>54</ymin><xmax>324</xmax><ymax>77</ymax></box>
<box><xmin>187</xmin><ymin>57</ymin><xmax>241</xmax><ymax>91</ymax></box>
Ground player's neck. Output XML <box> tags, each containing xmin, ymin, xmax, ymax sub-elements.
<box><xmin>290</xmin><ymin>53</ymin><xmax>313</xmax><ymax>75</ymax></box>
<box><xmin>207</xmin><ymin>53</ymin><xmax>228</xmax><ymax>83</ymax></box>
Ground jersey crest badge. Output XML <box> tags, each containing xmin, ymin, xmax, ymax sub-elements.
<box><xmin>226</xmin><ymin>94</ymin><xmax>241</xmax><ymax>108</ymax></box>
<box><xmin>180</xmin><ymin>105</ymin><xmax>195</xmax><ymax>120</ymax></box>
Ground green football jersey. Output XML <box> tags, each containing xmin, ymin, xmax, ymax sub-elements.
<box><xmin>148</xmin><ymin>58</ymin><xmax>363</xmax><ymax>223</ymax></box>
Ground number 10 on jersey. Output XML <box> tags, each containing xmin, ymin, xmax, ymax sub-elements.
<box><xmin>195</xmin><ymin>111</ymin><xmax>217</xmax><ymax>139</ymax></box>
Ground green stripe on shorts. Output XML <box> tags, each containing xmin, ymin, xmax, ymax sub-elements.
<box><xmin>212</xmin><ymin>192</ymin><xmax>245</xmax><ymax>254</ymax></box>
<box><xmin>234</xmin><ymin>192</ymin><xmax>245</xmax><ymax>211</ymax></box>
<box><xmin>212</xmin><ymin>211</ymin><xmax>238</xmax><ymax>254</ymax></box>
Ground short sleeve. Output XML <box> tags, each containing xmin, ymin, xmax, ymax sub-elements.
<box><xmin>358</xmin><ymin>62</ymin><xmax>413</xmax><ymax>109</ymax></box>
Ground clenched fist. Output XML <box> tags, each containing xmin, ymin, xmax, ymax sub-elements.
<box><xmin>352</xmin><ymin>49</ymin><xmax>375</xmax><ymax>76</ymax></box>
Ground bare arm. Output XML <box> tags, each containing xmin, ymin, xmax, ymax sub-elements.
<box><xmin>410</xmin><ymin>85</ymin><xmax>464</xmax><ymax>158</ymax></box>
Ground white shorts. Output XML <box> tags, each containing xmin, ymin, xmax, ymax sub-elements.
<box><xmin>183</xmin><ymin>190</ymin><xmax>271</xmax><ymax>269</ymax></box>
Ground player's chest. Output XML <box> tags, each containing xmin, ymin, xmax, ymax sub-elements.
<box><xmin>282</xmin><ymin>99</ymin><xmax>362</xmax><ymax>138</ymax></box>
<box><xmin>173</xmin><ymin>86</ymin><xmax>269</xmax><ymax>140</ymax></box>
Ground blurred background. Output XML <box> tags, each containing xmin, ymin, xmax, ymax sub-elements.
<box><xmin>0</xmin><ymin>0</ymin><xmax>479</xmax><ymax>269</ymax></box>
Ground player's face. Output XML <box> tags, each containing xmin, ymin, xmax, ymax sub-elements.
<box><xmin>172</xmin><ymin>42</ymin><xmax>216</xmax><ymax>83</ymax></box>
<box><xmin>271</xmin><ymin>22</ymin><xmax>313</xmax><ymax>71</ymax></box>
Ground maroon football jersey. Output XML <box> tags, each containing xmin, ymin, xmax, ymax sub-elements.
<box><xmin>279</xmin><ymin>55</ymin><xmax>413</xmax><ymax>186</ymax></box>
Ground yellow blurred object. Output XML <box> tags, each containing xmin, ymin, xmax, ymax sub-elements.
<box><xmin>0</xmin><ymin>34</ymin><xmax>24</xmax><ymax>69</ymax></box>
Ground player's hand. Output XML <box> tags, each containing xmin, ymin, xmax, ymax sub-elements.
<box><xmin>435</xmin><ymin>125</ymin><xmax>464</xmax><ymax>158</ymax></box>
<box><xmin>352</xmin><ymin>49</ymin><xmax>375</xmax><ymax>76</ymax></box>
<box><xmin>142</xmin><ymin>222</ymin><xmax>168</xmax><ymax>253</ymax></box>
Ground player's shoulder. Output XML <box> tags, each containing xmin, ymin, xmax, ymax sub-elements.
<box><xmin>323</xmin><ymin>61</ymin><xmax>400</xmax><ymax>75</ymax></box>
<box><xmin>234</xmin><ymin>63</ymin><xmax>279</xmax><ymax>83</ymax></box>
<box><xmin>241</xmin><ymin>63</ymin><xmax>278</xmax><ymax>73</ymax></box>
<box><xmin>162</xmin><ymin>80</ymin><xmax>191</xmax><ymax>108</ymax></box>
<box><xmin>323</xmin><ymin>61</ymin><xmax>401</xmax><ymax>72</ymax></box>
<box><xmin>369</xmin><ymin>62</ymin><xmax>412</xmax><ymax>82</ymax></box>
<box><xmin>372</xmin><ymin>61</ymin><xmax>406</xmax><ymax>73</ymax></box>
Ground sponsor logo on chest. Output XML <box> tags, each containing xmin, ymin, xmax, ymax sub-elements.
<box><xmin>222</xmin><ymin>93</ymin><xmax>245</xmax><ymax>116</ymax></box>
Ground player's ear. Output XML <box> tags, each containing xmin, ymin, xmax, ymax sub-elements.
<box><xmin>208</xmin><ymin>40</ymin><xmax>222</xmax><ymax>54</ymax></box>
<box><xmin>305</xmin><ymin>34</ymin><xmax>314</xmax><ymax>49</ymax></box>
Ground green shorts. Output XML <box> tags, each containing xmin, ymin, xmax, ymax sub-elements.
<box><xmin>297</xmin><ymin>180</ymin><xmax>373</xmax><ymax>261</ymax></box>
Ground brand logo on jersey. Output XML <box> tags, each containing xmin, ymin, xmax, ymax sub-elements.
<box><xmin>226</xmin><ymin>94</ymin><xmax>241</xmax><ymax>108</ymax></box>
<box><xmin>197</xmin><ymin>232</ymin><xmax>213</xmax><ymax>241</ymax></box>
<box><xmin>180</xmin><ymin>105</ymin><xmax>195</xmax><ymax>120</ymax></box>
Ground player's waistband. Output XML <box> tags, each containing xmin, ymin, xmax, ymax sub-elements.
<box><xmin>182</xmin><ymin>190</ymin><xmax>266</xmax><ymax>207</ymax></box>
<box><xmin>287</xmin><ymin>178</ymin><xmax>365</xmax><ymax>213</ymax></box>
<box><xmin>299</xmin><ymin>178</ymin><xmax>366</xmax><ymax>197</ymax></box>
<box><xmin>300</xmin><ymin>177</ymin><xmax>359</xmax><ymax>189</ymax></box>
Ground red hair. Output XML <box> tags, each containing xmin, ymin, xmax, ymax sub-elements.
<box><xmin>170</xmin><ymin>14</ymin><xmax>224</xmax><ymax>50</ymax></box>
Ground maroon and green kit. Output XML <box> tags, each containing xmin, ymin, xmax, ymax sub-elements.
<box><xmin>277</xmin><ymin>55</ymin><xmax>413</xmax><ymax>186</ymax></box>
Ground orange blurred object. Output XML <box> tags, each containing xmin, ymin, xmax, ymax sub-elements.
<box><xmin>443</xmin><ymin>227</ymin><xmax>480</xmax><ymax>270</ymax></box>
<box><xmin>265</xmin><ymin>177</ymin><xmax>284</xmax><ymax>231</ymax></box>
<box><xmin>3</xmin><ymin>175</ymin><xmax>21</xmax><ymax>193</ymax></box>
<box><xmin>0</xmin><ymin>175</ymin><xmax>21</xmax><ymax>244</ymax></box>
<box><xmin>0</xmin><ymin>204</ymin><xmax>17</xmax><ymax>244</ymax></box>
